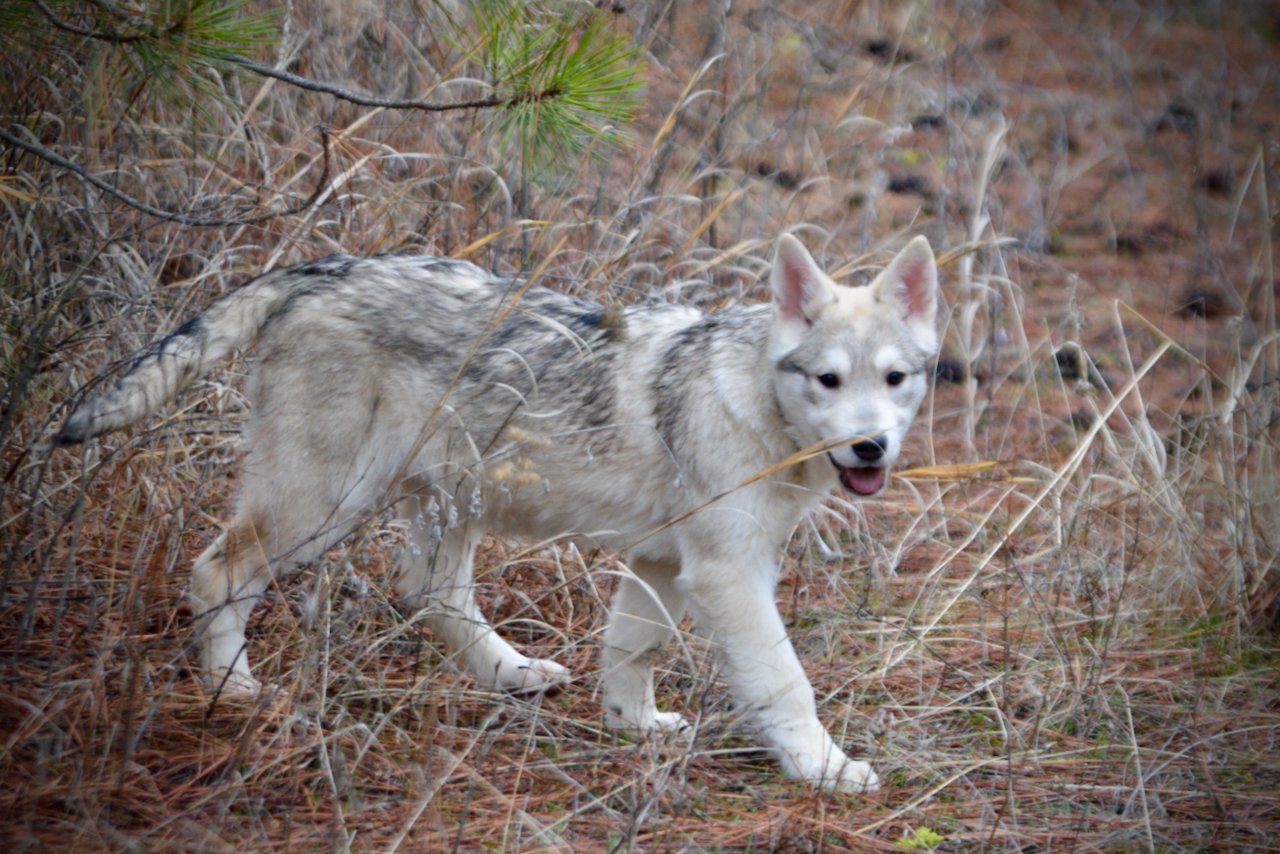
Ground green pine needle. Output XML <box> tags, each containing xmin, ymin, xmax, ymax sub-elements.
<box><xmin>476</xmin><ymin>1</ymin><xmax>645</xmax><ymax>178</ymax></box>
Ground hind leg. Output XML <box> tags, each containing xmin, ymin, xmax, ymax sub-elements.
<box><xmin>187</xmin><ymin>524</ymin><xmax>270</xmax><ymax>693</ymax></box>
<box><xmin>602</xmin><ymin>557</ymin><xmax>689</xmax><ymax>733</ymax></box>
<box><xmin>188</xmin><ymin>337</ymin><xmax>408</xmax><ymax>693</ymax></box>
<box><xmin>394</xmin><ymin>495</ymin><xmax>568</xmax><ymax>692</ymax></box>
<box><xmin>189</xmin><ymin>419</ymin><xmax>382</xmax><ymax>694</ymax></box>
<box><xmin>188</xmin><ymin>504</ymin><xmax>354</xmax><ymax>694</ymax></box>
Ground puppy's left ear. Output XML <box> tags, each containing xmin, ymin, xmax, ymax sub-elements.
<box><xmin>875</xmin><ymin>236</ymin><xmax>939</xmax><ymax>354</ymax></box>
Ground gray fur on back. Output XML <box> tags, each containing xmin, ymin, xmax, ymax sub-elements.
<box><xmin>57</xmin><ymin>254</ymin><xmax>752</xmax><ymax>466</ymax></box>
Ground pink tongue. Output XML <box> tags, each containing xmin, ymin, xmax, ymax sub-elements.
<box><xmin>840</xmin><ymin>466</ymin><xmax>885</xmax><ymax>495</ymax></box>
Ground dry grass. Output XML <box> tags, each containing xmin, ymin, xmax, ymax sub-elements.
<box><xmin>3</xmin><ymin>0</ymin><xmax>1279</xmax><ymax>850</ymax></box>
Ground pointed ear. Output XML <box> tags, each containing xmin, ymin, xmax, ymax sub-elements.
<box><xmin>875</xmin><ymin>235</ymin><xmax>939</xmax><ymax>353</ymax></box>
<box><xmin>772</xmin><ymin>233</ymin><xmax>836</xmax><ymax>326</ymax></box>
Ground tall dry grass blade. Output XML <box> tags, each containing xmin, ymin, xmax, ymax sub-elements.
<box><xmin>905</xmin><ymin>332</ymin><xmax>1173</xmax><ymax>646</ymax></box>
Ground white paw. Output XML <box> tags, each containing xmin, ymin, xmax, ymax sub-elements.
<box><xmin>203</xmin><ymin>668</ymin><xmax>263</xmax><ymax>696</ymax></box>
<box><xmin>605</xmin><ymin>707</ymin><xmax>690</xmax><ymax>736</ymax></box>
<box><xmin>493</xmin><ymin>656</ymin><xmax>571</xmax><ymax>694</ymax></box>
<box><xmin>821</xmin><ymin>758</ymin><xmax>880</xmax><ymax>794</ymax></box>
<box><xmin>777</xmin><ymin>736</ymin><xmax>880</xmax><ymax>794</ymax></box>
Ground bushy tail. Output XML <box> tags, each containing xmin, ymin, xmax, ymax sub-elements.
<box><xmin>58</xmin><ymin>266</ymin><xmax>306</xmax><ymax>444</ymax></box>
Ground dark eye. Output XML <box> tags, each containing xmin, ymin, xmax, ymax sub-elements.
<box><xmin>817</xmin><ymin>373</ymin><xmax>841</xmax><ymax>389</ymax></box>
<box><xmin>886</xmin><ymin>371</ymin><xmax>906</xmax><ymax>386</ymax></box>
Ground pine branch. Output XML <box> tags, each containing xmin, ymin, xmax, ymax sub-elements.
<box><xmin>8</xmin><ymin>1</ymin><xmax>645</xmax><ymax>223</ymax></box>
<box><xmin>219</xmin><ymin>54</ymin><xmax>512</xmax><ymax>112</ymax></box>
<box><xmin>27</xmin><ymin>0</ymin><xmax>569</xmax><ymax>114</ymax></box>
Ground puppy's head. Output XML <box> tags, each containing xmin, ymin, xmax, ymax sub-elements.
<box><xmin>769</xmin><ymin>234</ymin><xmax>938</xmax><ymax>495</ymax></box>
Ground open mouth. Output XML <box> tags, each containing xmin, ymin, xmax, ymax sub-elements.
<box><xmin>829</xmin><ymin>455</ymin><xmax>886</xmax><ymax>496</ymax></box>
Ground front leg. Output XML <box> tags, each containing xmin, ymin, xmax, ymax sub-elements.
<box><xmin>601</xmin><ymin>557</ymin><xmax>689</xmax><ymax>734</ymax></box>
<box><xmin>679</xmin><ymin>557</ymin><xmax>879</xmax><ymax>794</ymax></box>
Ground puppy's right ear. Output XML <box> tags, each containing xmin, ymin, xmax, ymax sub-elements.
<box><xmin>771</xmin><ymin>234</ymin><xmax>835</xmax><ymax>328</ymax></box>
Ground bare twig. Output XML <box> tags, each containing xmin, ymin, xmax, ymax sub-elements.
<box><xmin>0</xmin><ymin>124</ymin><xmax>331</xmax><ymax>227</ymax></box>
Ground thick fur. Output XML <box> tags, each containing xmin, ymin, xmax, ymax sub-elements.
<box><xmin>60</xmin><ymin>235</ymin><xmax>939</xmax><ymax>793</ymax></box>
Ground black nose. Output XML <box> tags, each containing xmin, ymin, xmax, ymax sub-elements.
<box><xmin>851</xmin><ymin>436</ymin><xmax>888</xmax><ymax>462</ymax></box>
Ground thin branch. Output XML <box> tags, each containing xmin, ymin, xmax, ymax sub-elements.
<box><xmin>30</xmin><ymin>0</ymin><xmax>532</xmax><ymax>113</ymax></box>
<box><xmin>218</xmin><ymin>54</ymin><xmax>514</xmax><ymax>111</ymax></box>
<box><xmin>31</xmin><ymin>0</ymin><xmax>150</xmax><ymax>43</ymax></box>
<box><xmin>0</xmin><ymin>124</ymin><xmax>331</xmax><ymax>228</ymax></box>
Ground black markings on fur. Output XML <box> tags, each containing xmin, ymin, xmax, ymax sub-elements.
<box><xmin>411</xmin><ymin>256</ymin><xmax>475</xmax><ymax>277</ymax></box>
<box><xmin>652</xmin><ymin>328</ymin><xmax>703</xmax><ymax>456</ymax></box>
<box><xmin>54</xmin><ymin>421</ymin><xmax>85</xmax><ymax>445</ymax></box>
<box><xmin>260</xmin><ymin>254</ymin><xmax>367</xmax><ymax>327</ymax></box>
<box><xmin>493</xmin><ymin>289</ymin><xmax>620</xmax><ymax>433</ymax></box>
<box><xmin>651</xmin><ymin>312</ymin><xmax>765</xmax><ymax>456</ymax></box>
<box><xmin>776</xmin><ymin>354</ymin><xmax>806</xmax><ymax>376</ymax></box>
<box><xmin>57</xmin><ymin>315</ymin><xmax>208</xmax><ymax>444</ymax></box>
<box><xmin>173</xmin><ymin>314</ymin><xmax>205</xmax><ymax>339</ymax></box>
<box><xmin>265</xmin><ymin>280</ymin><xmax>347</xmax><ymax>329</ymax></box>
<box><xmin>309</xmin><ymin>262</ymin><xmax>624</xmax><ymax>443</ymax></box>
<box><xmin>295</xmin><ymin>254</ymin><xmax>358</xmax><ymax>277</ymax></box>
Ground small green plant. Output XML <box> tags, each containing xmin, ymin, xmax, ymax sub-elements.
<box><xmin>899</xmin><ymin>826</ymin><xmax>946</xmax><ymax>850</ymax></box>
